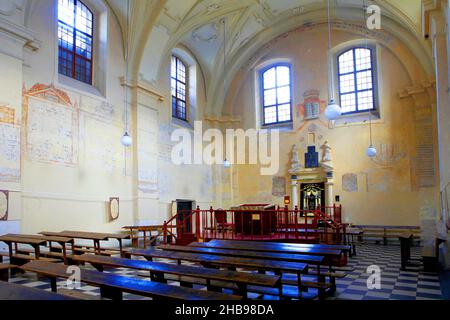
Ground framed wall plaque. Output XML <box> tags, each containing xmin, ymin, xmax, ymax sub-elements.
<box><xmin>108</xmin><ymin>197</ymin><xmax>119</xmax><ymax>221</ymax></box>
<box><xmin>0</xmin><ymin>190</ymin><xmax>8</xmax><ymax>221</ymax></box>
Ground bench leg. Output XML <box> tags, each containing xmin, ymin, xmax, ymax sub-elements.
<box><xmin>100</xmin><ymin>286</ymin><xmax>123</xmax><ymax>300</ymax></box>
<box><xmin>0</xmin><ymin>268</ymin><xmax>9</xmax><ymax>282</ymax></box>
<box><xmin>235</xmin><ymin>283</ymin><xmax>248</xmax><ymax>299</ymax></box>
<box><xmin>50</xmin><ymin>277</ymin><xmax>57</xmax><ymax>292</ymax></box>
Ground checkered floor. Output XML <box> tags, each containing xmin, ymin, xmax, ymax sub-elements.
<box><xmin>2</xmin><ymin>243</ymin><xmax>446</xmax><ymax>300</ymax></box>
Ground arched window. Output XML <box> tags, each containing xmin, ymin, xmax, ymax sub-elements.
<box><xmin>171</xmin><ymin>56</ymin><xmax>188</xmax><ymax>121</ymax></box>
<box><xmin>261</xmin><ymin>64</ymin><xmax>292</xmax><ymax>125</ymax></box>
<box><xmin>337</xmin><ymin>47</ymin><xmax>376</xmax><ymax>114</ymax></box>
<box><xmin>58</xmin><ymin>0</ymin><xmax>94</xmax><ymax>85</ymax></box>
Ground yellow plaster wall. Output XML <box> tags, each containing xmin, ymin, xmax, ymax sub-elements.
<box><xmin>227</xmin><ymin>27</ymin><xmax>439</xmax><ymax>226</ymax></box>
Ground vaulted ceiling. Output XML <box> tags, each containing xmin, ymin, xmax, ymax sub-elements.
<box><xmin>24</xmin><ymin>0</ymin><xmax>429</xmax><ymax>115</ymax></box>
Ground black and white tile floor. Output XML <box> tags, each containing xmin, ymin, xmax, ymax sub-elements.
<box><xmin>2</xmin><ymin>243</ymin><xmax>445</xmax><ymax>300</ymax></box>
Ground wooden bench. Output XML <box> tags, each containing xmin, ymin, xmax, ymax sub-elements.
<box><xmin>354</xmin><ymin>226</ymin><xmax>421</xmax><ymax>245</ymax></box>
<box><xmin>74</xmin><ymin>254</ymin><xmax>281</xmax><ymax>298</ymax></box>
<box><xmin>205</xmin><ymin>239</ymin><xmax>352</xmax><ymax>255</ymax></box>
<box><xmin>159</xmin><ymin>244</ymin><xmax>325</xmax><ymax>265</ymax></box>
<box><xmin>192</xmin><ymin>240</ymin><xmax>347</xmax><ymax>263</ymax></box>
<box><xmin>182</xmin><ymin>242</ymin><xmax>344</xmax><ymax>293</ymax></box>
<box><xmin>0</xmin><ymin>281</ymin><xmax>76</xmax><ymax>300</ymax></box>
<box><xmin>125</xmin><ymin>248</ymin><xmax>328</xmax><ymax>299</ymax></box>
<box><xmin>21</xmin><ymin>260</ymin><xmax>241</xmax><ymax>301</ymax></box>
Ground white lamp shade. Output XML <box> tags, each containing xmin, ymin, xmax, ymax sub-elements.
<box><xmin>324</xmin><ymin>100</ymin><xmax>342</xmax><ymax>121</ymax></box>
<box><xmin>223</xmin><ymin>159</ymin><xmax>231</xmax><ymax>168</ymax></box>
<box><xmin>121</xmin><ymin>132</ymin><xmax>132</xmax><ymax>147</ymax></box>
<box><xmin>366</xmin><ymin>145</ymin><xmax>377</xmax><ymax>158</ymax></box>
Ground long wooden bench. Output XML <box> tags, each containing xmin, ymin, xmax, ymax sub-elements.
<box><xmin>205</xmin><ymin>239</ymin><xmax>352</xmax><ymax>255</ymax></box>
<box><xmin>353</xmin><ymin>226</ymin><xmax>421</xmax><ymax>245</ymax></box>
<box><xmin>0</xmin><ymin>281</ymin><xmax>77</xmax><ymax>300</ymax></box>
<box><xmin>193</xmin><ymin>240</ymin><xmax>348</xmax><ymax>273</ymax></box>
<box><xmin>74</xmin><ymin>254</ymin><xmax>281</xmax><ymax>298</ymax></box>
<box><xmin>159</xmin><ymin>244</ymin><xmax>325</xmax><ymax>265</ymax></box>
<box><xmin>21</xmin><ymin>260</ymin><xmax>241</xmax><ymax>301</ymax></box>
<box><xmin>185</xmin><ymin>241</ymin><xmax>346</xmax><ymax>291</ymax></box>
<box><xmin>125</xmin><ymin>248</ymin><xmax>328</xmax><ymax>299</ymax></box>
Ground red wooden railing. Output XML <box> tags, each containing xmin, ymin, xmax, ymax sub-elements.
<box><xmin>160</xmin><ymin>205</ymin><xmax>345</xmax><ymax>246</ymax></box>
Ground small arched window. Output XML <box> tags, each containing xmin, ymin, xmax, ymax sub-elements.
<box><xmin>261</xmin><ymin>64</ymin><xmax>292</xmax><ymax>125</ymax></box>
<box><xmin>337</xmin><ymin>47</ymin><xmax>376</xmax><ymax>114</ymax></box>
<box><xmin>171</xmin><ymin>56</ymin><xmax>188</xmax><ymax>121</ymax></box>
<box><xmin>58</xmin><ymin>0</ymin><xmax>94</xmax><ymax>85</ymax></box>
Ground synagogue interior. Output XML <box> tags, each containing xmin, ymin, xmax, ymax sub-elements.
<box><xmin>0</xmin><ymin>0</ymin><xmax>450</xmax><ymax>303</ymax></box>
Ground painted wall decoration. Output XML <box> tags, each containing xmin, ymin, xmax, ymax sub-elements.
<box><xmin>296</xmin><ymin>90</ymin><xmax>327</xmax><ymax>132</ymax></box>
<box><xmin>0</xmin><ymin>190</ymin><xmax>8</xmax><ymax>221</ymax></box>
<box><xmin>83</xmin><ymin>115</ymin><xmax>124</xmax><ymax>173</ymax></box>
<box><xmin>370</xmin><ymin>142</ymin><xmax>406</xmax><ymax>167</ymax></box>
<box><xmin>0</xmin><ymin>105</ymin><xmax>15</xmax><ymax>124</ymax></box>
<box><xmin>108</xmin><ymin>197</ymin><xmax>119</xmax><ymax>221</ymax></box>
<box><xmin>272</xmin><ymin>177</ymin><xmax>286</xmax><ymax>197</ymax></box>
<box><xmin>342</xmin><ymin>174</ymin><xmax>358</xmax><ymax>192</ymax></box>
<box><xmin>23</xmin><ymin>84</ymin><xmax>78</xmax><ymax>166</ymax></box>
<box><xmin>0</xmin><ymin>123</ymin><xmax>20</xmax><ymax>182</ymax></box>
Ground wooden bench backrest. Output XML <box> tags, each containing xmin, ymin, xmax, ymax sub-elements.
<box><xmin>158</xmin><ymin>244</ymin><xmax>325</xmax><ymax>264</ymax></box>
<box><xmin>128</xmin><ymin>248</ymin><xmax>309</xmax><ymax>273</ymax></box>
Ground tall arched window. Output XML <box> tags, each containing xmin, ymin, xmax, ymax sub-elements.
<box><xmin>337</xmin><ymin>47</ymin><xmax>376</xmax><ymax>114</ymax></box>
<box><xmin>58</xmin><ymin>0</ymin><xmax>94</xmax><ymax>85</ymax></box>
<box><xmin>261</xmin><ymin>64</ymin><xmax>292</xmax><ymax>125</ymax></box>
<box><xmin>171</xmin><ymin>56</ymin><xmax>188</xmax><ymax>121</ymax></box>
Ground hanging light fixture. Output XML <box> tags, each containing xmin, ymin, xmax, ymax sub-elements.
<box><xmin>363</xmin><ymin>0</ymin><xmax>376</xmax><ymax>158</ymax></box>
<box><xmin>324</xmin><ymin>0</ymin><xmax>341</xmax><ymax>121</ymax></box>
<box><xmin>222</xmin><ymin>18</ymin><xmax>231</xmax><ymax>168</ymax></box>
<box><xmin>121</xmin><ymin>0</ymin><xmax>132</xmax><ymax>147</ymax></box>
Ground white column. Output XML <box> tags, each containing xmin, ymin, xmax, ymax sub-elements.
<box><xmin>291</xmin><ymin>180</ymin><xmax>298</xmax><ymax>209</ymax></box>
<box><xmin>325</xmin><ymin>180</ymin><xmax>334</xmax><ymax>207</ymax></box>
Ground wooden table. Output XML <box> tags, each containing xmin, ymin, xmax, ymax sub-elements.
<box><xmin>0</xmin><ymin>281</ymin><xmax>76</xmax><ymax>300</ymax></box>
<box><xmin>123</xmin><ymin>225</ymin><xmax>166</xmax><ymax>248</ymax></box>
<box><xmin>0</xmin><ymin>235</ymin><xmax>48</xmax><ymax>264</ymax></box>
<box><xmin>75</xmin><ymin>254</ymin><xmax>281</xmax><ymax>298</ymax></box>
<box><xmin>41</xmin><ymin>231</ymin><xmax>107</xmax><ymax>256</ymax></box>
<box><xmin>40</xmin><ymin>230</ymin><xmax>129</xmax><ymax>257</ymax></box>
<box><xmin>22</xmin><ymin>260</ymin><xmax>241</xmax><ymax>301</ymax></box>
<box><xmin>6</xmin><ymin>234</ymin><xmax>74</xmax><ymax>264</ymax></box>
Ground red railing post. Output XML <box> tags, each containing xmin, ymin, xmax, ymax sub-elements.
<box><xmin>284</xmin><ymin>205</ymin><xmax>289</xmax><ymax>237</ymax></box>
<box><xmin>209</xmin><ymin>206</ymin><xmax>214</xmax><ymax>239</ymax></box>
<box><xmin>294</xmin><ymin>205</ymin><xmax>299</xmax><ymax>239</ymax></box>
<box><xmin>163</xmin><ymin>220</ymin><xmax>167</xmax><ymax>244</ymax></box>
<box><xmin>195</xmin><ymin>205</ymin><xmax>200</xmax><ymax>241</ymax></box>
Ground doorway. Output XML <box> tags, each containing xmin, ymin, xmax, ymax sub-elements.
<box><xmin>176</xmin><ymin>200</ymin><xmax>194</xmax><ymax>233</ymax></box>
